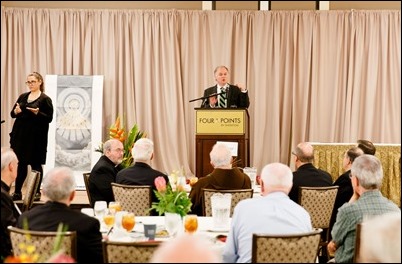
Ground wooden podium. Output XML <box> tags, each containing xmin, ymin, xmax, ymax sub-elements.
<box><xmin>195</xmin><ymin>108</ymin><xmax>250</xmax><ymax>178</ymax></box>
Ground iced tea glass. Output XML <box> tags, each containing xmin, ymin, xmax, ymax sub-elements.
<box><xmin>121</xmin><ymin>213</ymin><xmax>135</xmax><ymax>233</ymax></box>
<box><xmin>103</xmin><ymin>210</ymin><xmax>115</xmax><ymax>230</ymax></box>
<box><xmin>184</xmin><ymin>214</ymin><xmax>198</xmax><ymax>234</ymax></box>
<box><xmin>109</xmin><ymin>201</ymin><xmax>122</xmax><ymax>214</ymax></box>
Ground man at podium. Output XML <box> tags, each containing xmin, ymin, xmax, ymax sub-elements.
<box><xmin>201</xmin><ymin>65</ymin><xmax>250</xmax><ymax>108</ymax></box>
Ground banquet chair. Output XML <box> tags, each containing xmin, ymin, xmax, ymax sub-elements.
<box><xmin>251</xmin><ymin>228</ymin><xmax>322</xmax><ymax>263</ymax></box>
<box><xmin>8</xmin><ymin>226</ymin><xmax>77</xmax><ymax>261</ymax></box>
<box><xmin>82</xmin><ymin>172</ymin><xmax>93</xmax><ymax>207</ymax></box>
<box><xmin>102</xmin><ymin>239</ymin><xmax>162</xmax><ymax>263</ymax></box>
<box><xmin>111</xmin><ymin>183</ymin><xmax>152</xmax><ymax>215</ymax></box>
<box><xmin>298</xmin><ymin>186</ymin><xmax>338</xmax><ymax>261</ymax></box>
<box><xmin>202</xmin><ymin>188</ymin><xmax>253</xmax><ymax>217</ymax></box>
<box><xmin>22</xmin><ymin>170</ymin><xmax>41</xmax><ymax>212</ymax></box>
<box><xmin>353</xmin><ymin>223</ymin><xmax>363</xmax><ymax>263</ymax></box>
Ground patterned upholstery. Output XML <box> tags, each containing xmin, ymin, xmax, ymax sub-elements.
<box><xmin>202</xmin><ymin>188</ymin><xmax>253</xmax><ymax>217</ymax></box>
<box><xmin>111</xmin><ymin>183</ymin><xmax>152</xmax><ymax>216</ymax></box>
<box><xmin>22</xmin><ymin>170</ymin><xmax>40</xmax><ymax>212</ymax></box>
<box><xmin>82</xmin><ymin>172</ymin><xmax>93</xmax><ymax>206</ymax></box>
<box><xmin>8</xmin><ymin>226</ymin><xmax>77</xmax><ymax>261</ymax></box>
<box><xmin>252</xmin><ymin>228</ymin><xmax>322</xmax><ymax>263</ymax></box>
<box><xmin>298</xmin><ymin>186</ymin><xmax>338</xmax><ymax>260</ymax></box>
<box><xmin>102</xmin><ymin>240</ymin><xmax>162</xmax><ymax>263</ymax></box>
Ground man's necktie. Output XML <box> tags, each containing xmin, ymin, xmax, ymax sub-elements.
<box><xmin>219</xmin><ymin>87</ymin><xmax>227</xmax><ymax>108</ymax></box>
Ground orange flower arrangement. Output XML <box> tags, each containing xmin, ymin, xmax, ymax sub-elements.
<box><xmin>96</xmin><ymin>116</ymin><xmax>146</xmax><ymax>168</ymax></box>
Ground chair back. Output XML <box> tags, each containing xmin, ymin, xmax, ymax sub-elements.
<box><xmin>298</xmin><ymin>186</ymin><xmax>339</xmax><ymax>228</ymax></box>
<box><xmin>111</xmin><ymin>183</ymin><xmax>152</xmax><ymax>215</ymax></box>
<box><xmin>102</xmin><ymin>239</ymin><xmax>162</xmax><ymax>263</ymax></box>
<box><xmin>252</xmin><ymin>228</ymin><xmax>322</xmax><ymax>263</ymax></box>
<box><xmin>202</xmin><ymin>188</ymin><xmax>253</xmax><ymax>217</ymax></box>
<box><xmin>82</xmin><ymin>172</ymin><xmax>93</xmax><ymax>206</ymax></box>
<box><xmin>298</xmin><ymin>186</ymin><xmax>338</xmax><ymax>261</ymax></box>
<box><xmin>8</xmin><ymin>226</ymin><xmax>77</xmax><ymax>261</ymax></box>
<box><xmin>22</xmin><ymin>170</ymin><xmax>40</xmax><ymax>212</ymax></box>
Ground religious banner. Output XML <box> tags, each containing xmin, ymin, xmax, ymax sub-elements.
<box><xmin>45</xmin><ymin>75</ymin><xmax>104</xmax><ymax>189</ymax></box>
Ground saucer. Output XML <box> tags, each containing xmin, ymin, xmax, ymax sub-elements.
<box><xmin>207</xmin><ymin>226</ymin><xmax>230</xmax><ymax>232</ymax></box>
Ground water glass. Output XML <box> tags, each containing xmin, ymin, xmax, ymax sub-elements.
<box><xmin>164</xmin><ymin>212</ymin><xmax>182</xmax><ymax>237</ymax></box>
<box><xmin>211</xmin><ymin>193</ymin><xmax>231</xmax><ymax>229</ymax></box>
<box><xmin>244</xmin><ymin>167</ymin><xmax>258</xmax><ymax>188</ymax></box>
<box><xmin>94</xmin><ymin>201</ymin><xmax>107</xmax><ymax>219</ymax></box>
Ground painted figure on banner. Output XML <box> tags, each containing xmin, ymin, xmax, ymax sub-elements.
<box><xmin>54</xmin><ymin>76</ymin><xmax>93</xmax><ymax>171</ymax></box>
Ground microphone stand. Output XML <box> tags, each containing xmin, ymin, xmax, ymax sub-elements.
<box><xmin>188</xmin><ymin>92</ymin><xmax>225</xmax><ymax>103</ymax></box>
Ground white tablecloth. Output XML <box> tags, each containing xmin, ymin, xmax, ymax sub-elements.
<box><xmin>107</xmin><ymin>216</ymin><xmax>230</xmax><ymax>244</ymax></box>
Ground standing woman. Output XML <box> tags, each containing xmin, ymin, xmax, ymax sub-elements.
<box><xmin>9</xmin><ymin>72</ymin><xmax>53</xmax><ymax>201</ymax></box>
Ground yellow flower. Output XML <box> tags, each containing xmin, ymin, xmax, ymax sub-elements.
<box><xmin>4</xmin><ymin>223</ymin><xmax>75</xmax><ymax>263</ymax></box>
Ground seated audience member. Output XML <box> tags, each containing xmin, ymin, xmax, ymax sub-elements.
<box><xmin>222</xmin><ymin>162</ymin><xmax>312</xmax><ymax>263</ymax></box>
<box><xmin>17</xmin><ymin>167</ymin><xmax>103</xmax><ymax>263</ymax></box>
<box><xmin>116</xmin><ymin>138</ymin><xmax>169</xmax><ymax>206</ymax></box>
<box><xmin>356</xmin><ymin>139</ymin><xmax>376</xmax><ymax>155</ymax></box>
<box><xmin>288</xmin><ymin>142</ymin><xmax>333</xmax><ymax>203</ymax></box>
<box><xmin>150</xmin><ymin>233</ymin><xmax>222</xmax><ymax>263</ymax></box>
<box><xmin>328</xmin><ymin>155</ymin><xmax>400</xmax><ymax>263</ymax></box>
<box><xmin>329</xmin><ymin>147</ymin><xmax>364</xmax><ymax>235</ymax></box>
<box><xmin>89</xmin><ymin>138</ymin><xmax>124</xmax><ymax>206</ymax></box>
<box><xmin>1</xmin><ymin>148</ymin><xmax>20</xmax><ymax>262</ymax></box>
<box><xmin>189</xmin><ymin>143</ymin><xmax>251</xmax><ymax>216</ymax></box>
<box><xmin>359</xmin><ymin>212</ymin><xmax>401</xmax><ymax>263</ymax></box>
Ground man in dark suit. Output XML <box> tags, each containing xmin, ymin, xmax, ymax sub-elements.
<box><xmin>116</xmin><ymin>138</ymin><xmax>169</xmax><ymax>209</ymax></box>
<box><xmin>17</xmin><ymin>167</ymin><xmax>103</xmax><ymax>263</ymax></box>
<box><xmin>288</xmin><ymin>142</ymin><xmax>333</xmax><ymax>203</ymax></box>
<box><xmin>329</xmin><ymin>146</ymin><xmax>364</xmax><ymax>236</ymax></box>
<box><xmin>89</xmin><ymin>138</ymin><xmax>124</xmax><ymax>206</ymax></box>
<box><xmin>1</xmin><ymin>148</ymin><xmax>20</xmax><ymax>262</ymax></box>
<box><xmin>201</xmin><ymin>65</ymin><xmax>250</xmax><ymax>108</ymax></box>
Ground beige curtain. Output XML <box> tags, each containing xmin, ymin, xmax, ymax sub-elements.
<box><xmin>1</xmin><ymin>8</ymin><xmax>400</xmax><ymax>180</ymax></box>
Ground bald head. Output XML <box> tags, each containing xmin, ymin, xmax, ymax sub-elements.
<box><xmin>260</xmin><ymin>163</ymin><xmax>293</xmax><ymax>195</ymax></box>
<box><xmin>151</xmin><ymin>233</ymin><xmax>222</xmax><ymax>263</ymax></box>
<box><xmin>293</xmin><ymin>142</ymin><xmax>314</xmax><ymax>163</ymax></box>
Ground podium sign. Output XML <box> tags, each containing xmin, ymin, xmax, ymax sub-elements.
<box><xmin>196</xmin><ymin>109</ymin><xmax>246</xmax><ymax>135</ymax></box>
<box><xmin>195</xmin><ymin>108</ymin><xmax>250</xmax><ymax>178</ymax></box>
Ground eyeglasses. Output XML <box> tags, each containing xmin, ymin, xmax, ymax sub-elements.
<box><xmin>113</xmin><ymin>148</ymin><xmax>124</xmax><ymax>153</ymax></box>
<box><xmin>25</xmin><ymin>80</ymin><xmax>37</xmax><ymax>85</ymax></box>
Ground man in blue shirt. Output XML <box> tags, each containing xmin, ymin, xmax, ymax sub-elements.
<box><xmin>222</xmin><ymin>162</ymin><xmax>312</xmax><ymax>263</ymax></box>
